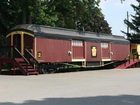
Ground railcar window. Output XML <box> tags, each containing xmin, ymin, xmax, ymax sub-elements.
<box><xmin>72</xmin><ymin>40</ymin><xmax>83</xmax><ymax>47</ymax></box>
<box><xmin>101</xmin><ymin>43</ymin><xmax>108</xmax><ymax>48</ymax></box>
<box><xmin>91</xmin><ymin>46</ymin><xmax>97</xmax><ymax>57</ymax></box>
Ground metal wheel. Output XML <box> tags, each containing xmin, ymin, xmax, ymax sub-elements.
<box><xmin>38</xmin><ymin>64</ymin><xmax>57</xmax><ymax>74</ymax></box>
<box><xmin>38</xmin><ymin>64</ymin><xmax>48</xmax><ymax>74</ymax></box>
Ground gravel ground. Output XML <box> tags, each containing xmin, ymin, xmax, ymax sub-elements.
<box><xmin>0</xmin><ymin>68</ymin><xmax>140</xmax><ymax>105</ymax></box>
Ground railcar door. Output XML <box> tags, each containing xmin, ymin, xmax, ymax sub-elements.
<box><xmin>13</xmin><ymin>34</ymin><xmax>21</xmax><ymax>51</ymax></box>
<box><xmin>72</xmin><ymin>40</ymin><xmax>85</xmax><ymax>61</ymax></box>
<box><xmin>101</xmin><ymin>42</ymin><xmax>111</xmax><ymax>61</ymax></box>
<box><xmin>13</xmin><ymin>34</ymin><xmax>21</xmax><ymax>57</ymax></box>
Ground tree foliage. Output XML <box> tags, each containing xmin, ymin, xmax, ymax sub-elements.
<box><xmin>0</xmin><ymin>0</ymin><xmax>111</xmax><ymax>37</ymax></box>
<box><xmin>124</xmin><ymin>0</ymin><xmax>140</xmax><ymax>40</ymax></box>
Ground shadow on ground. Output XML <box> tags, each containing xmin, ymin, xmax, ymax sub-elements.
<box><xmin>1</xmin><ymin>95</ymin><xmax>140</xmax><ymax>105</ymax></box>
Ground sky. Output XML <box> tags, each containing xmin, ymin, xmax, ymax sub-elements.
<box><xmin>100</xmin><ymin>0</ymin><xmax>136</xmax><ymax>36</ymax></box>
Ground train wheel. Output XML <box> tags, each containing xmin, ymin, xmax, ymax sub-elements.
<box><xmin>47</xmin><ymin>68</ymin><xmax>58</xmax><ymax>73</ymax></box>
<box><xmin>38</xmin><ymin>64</ymin><xmax>57</xmax><ymax>74</ymax></box>
<box><xmin>46</xmin><ymin>63</ymin><xmax>59</xmax><ymax>73</ymax></box>
<box><xmin>38</xmin><ymin>64</ymin><xmax>48</xmax><ymax>74</ymax></box>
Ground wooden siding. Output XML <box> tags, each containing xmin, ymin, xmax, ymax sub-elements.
<box><xmin>72</xmin><ymin>40</ymin><xmax>85</xmax><ymax>59</ymax></box>
<box><xmin>101</xmin><ymin>43</ymin><xmax>110</xmax><ymax>59</ymax></box>
<box><xmin>24</xmin><ymin>35</ymin><xmax>33</xmax><ymax>50</ymax></box>
<box><xmin>72</xmin><ymin>46</ymin><xmax>85</xmax><ymax>59</ymax></box>
<box><xmin>36</xmin><ymin>38</ymin><xmax>71</xmax><ymax>63</ymax></box>
<box><xmin>111</xmin><ymin>43</ymin><xmax>130</xmax><ymax>61</ymax></box>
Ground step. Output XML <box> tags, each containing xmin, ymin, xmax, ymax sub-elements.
<box><xmin>27</xmin><ymin>69</ymin><xmax>37</xmax><ymax>72</ymax></box>
<box><xmin>21</xmin><ymin>65</ymin><xmax>34</xmax><ymax>69</ymax></box>
<box><xmin>15</xmin><ymin>58</ymin><xmax>39</xmax><ymax>75</ymax></box>
<box><xmin>27</xmin><ymin>71</ymin><xmax>38</xmax><ymax>75</ymax></box>
<box><xmin>15</xmin><ymin>58</ymin><xmax>25</xmax><ymax>62</ymax></box>
<box><xmin>115</xmin><ymin>60</ymin><xmax>139</xmax><ymax>69</ymax></box>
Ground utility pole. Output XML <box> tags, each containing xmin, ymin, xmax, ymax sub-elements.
<box><xmin>127</xmin><ymin>11</ymin><xmax>130</xmax><ymax>34</ymax></box>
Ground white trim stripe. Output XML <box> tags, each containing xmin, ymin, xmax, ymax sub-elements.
<box><xmin>102</xmin><ymin>59</ymin><xmax>111</xmax><ymax>61</ymax></box>
<box><xmin>72</xmin><ymin>59</ymin><xmax>86</xmax><ymax>62</ymax></box>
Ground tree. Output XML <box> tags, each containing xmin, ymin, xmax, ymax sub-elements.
<box><xmin>47</xmin><ymin>0</ymin><xmax>111</xmax><ymax>34</ymax></box>
<box><xmin>124</xmin><ymin>0</ymin><xmax>140</xmax><ymax>40</ymax></box>
<box><xmin>0</xmin><ymin>0</ymin><xmax>112</xmax><ymax>37</ymax></box>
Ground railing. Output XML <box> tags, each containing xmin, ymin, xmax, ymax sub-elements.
<box><xmin>0</xmin><ymin>46</ymin><xmax>31</xmax><ymax>74</ymax></box>
<box><xmin>132</xmin><ymin>53</ymin><xmax>139</xmax><ymax>61</ymax></box>
<box><xmin>123</xmin><ymin>52</ymin><xmax>140</xmax><ymax>66</ymax></box>
<box><xmin>0</xmin><ymin>46</ymin><xmax>38</xmax><ymax>65</ymax></box>
<box><xmin>24</xmin><ymin>49</ymin><xmax>39</xmax><ymax>71</ymax></box>
<box><xmin>14</xmin><ymin>47</ymin><xmax>30</xmax><ymax>64</ymax></box>
<box><xmin>13</xmin><ymin>47</ymin><xmax>31</xmax><ymax>74</ymax></box>
<box><xmin>0</xmin><ymin>46</ymin><xmax>29</xmax><ymax>61</ymax></box>
<box><xmin>25</xmin><ymin>49</ymin><xmax>39</xmax><ymax>64</ymax></box>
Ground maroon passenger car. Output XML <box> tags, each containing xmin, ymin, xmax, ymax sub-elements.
<box><xmin>6</xmin><ymin>24</ymin><xmax>130</xmax><ymax>72</ymax></box>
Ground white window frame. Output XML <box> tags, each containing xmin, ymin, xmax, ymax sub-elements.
<box><xmin>101</xmin><ymin>43</ymin><xmax>109</xmax><ymax>48</ymax></box>
<box><xmin>72</xmin><ymin>40</ymin><xmax>83</xmax><ymax>47</ymax></box>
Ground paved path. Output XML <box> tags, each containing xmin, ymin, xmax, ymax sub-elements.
<box><xmin>0</xmin><ymin>68</ymin><xmax>140</xmax><ymax>105</ymax></box>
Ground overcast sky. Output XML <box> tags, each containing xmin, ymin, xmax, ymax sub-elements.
<box><xmin>100</xmin><ymin>0</ymin><xmax>136</xmax><ymax>36</ymax></box>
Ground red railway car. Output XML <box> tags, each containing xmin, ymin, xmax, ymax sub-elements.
<box><xmin>6</xmin><ymin>24</ymin><xmax>130</xmax><ymax>73</ymax></box>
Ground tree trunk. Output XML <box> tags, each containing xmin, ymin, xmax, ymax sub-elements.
<box><xmin>22</xmin><ymin>11</ymin><xmax>26</xmax><ymax>24</ymax></box>
<box><xmin>28</xmin><ymin>12</ymin><xmax>32</xmax><ymax>24</ymax></box>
